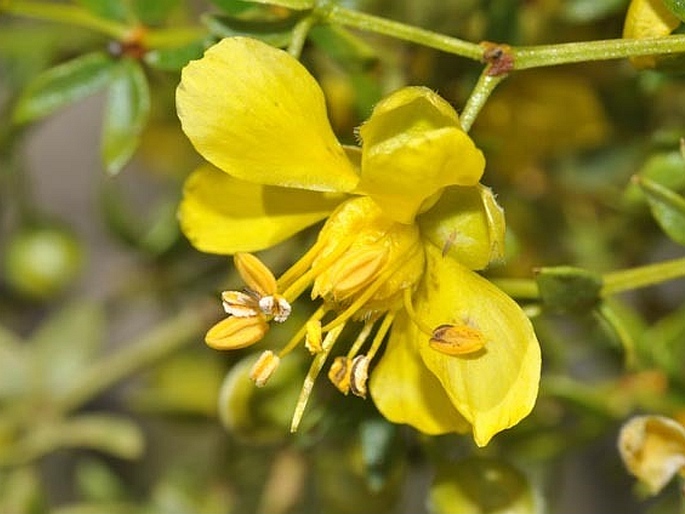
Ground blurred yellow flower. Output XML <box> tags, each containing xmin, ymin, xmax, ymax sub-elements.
<box><xmin>177</xmin><ymin>36</ymin><xmax>541</xmax><ymax>446</ymax></box>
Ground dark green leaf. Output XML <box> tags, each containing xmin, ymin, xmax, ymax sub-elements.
<box><xmin>101</xmin><ymin>59</ymin><xmax>150</xmax><ymax>175</ymax></box>
<box><xmin>536</xmin><ymin>266</ymin><xmax>603</xmax><ymax>313</ymax></box>
<box><xmin>201</xmin><ymin>13</ymin><xmax>298</xmax><ymax>47</ymax></box>
<box><xmin>13</xmin><ymin>52</ymin><xmax>116</xmax><ymax>124</ymax></box>
<box><xmin>637</xmin><ymin>175</ymin><xmax>685</xmax><ymax>245</ymax></box>
<box><xmin>144</xmin><ymin>40</ymin><xmax>207</xmax><ymax>71</ymax></box>
<box><xmin>75</xmin><ymin>0</ymin><xmax>131</xmax><ymax>22</ymax></box>
<box><xmin>309</xmin><ymin>24</ymin><xmax>378</xmax><ymax>72</ymax></box>
<box><xmin>209</xmin><ymin>0</ymin><xmax>259</xmax><ymax>15</ymax></box>
<box><xmin>662</xmin><ymin>0</ymin><xmax>685</xmax><ymax>22</ymax></box>
<box><xmin>29</xmin><ymin>302</ymin><xmax>105</xmax><ymax>399</ymax></box>
<box><xmin>132</xmin><ymin>0</ymin><xmax>181</xmax><ymax>25</ymax></box>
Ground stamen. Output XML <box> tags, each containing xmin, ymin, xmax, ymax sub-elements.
<box><xmin>366</xmin><ymin>311</ymin><xmax>396</xmax><ymax>361</ymax></box>
<box><xmin>321</xmin><ymin>246</ymin><xmax>417</xmax><ymax>333</ymax></box>
<box><xmin>305</xmin><ymin>319</ymin><xmax>323</xmax><ymax>354</ymax></box>
<box><xmin>291</xmin><ymin>324</ymin><xmax>345</xmax><ymax>432</ymax></box>
<box><xmin>346</xmin><ymin>319</ymin><xmax>375</xmax><ymax>359</ymax></box>
<box><xmin>278</xmin><ymin>305</ymin><xmax>326</xmax><ymax>358</ymax></box>
<box><xmin>205</xmin><ymin>315</ymin><xmax>269</xmax><ymax>350</ymax></box>
<box><xmin>429</xmin><ymin>323</ymin><xmax>487</xmax><ymax>355</ymax></box>
<box><xmin>402</xmin><ymin>287</ymin><xmax>435</xmax><ymax>337</ymax></box>
<box><xmin>258</xmin><ymin>294</ymin><xmax>292</xmax><ymax>322</ymax></box>
<box><xmin>249</xmin><ymin>350</ymin><xmax>280</xmax><ymax>387</ymax></box>
<box><xmin>349</xmin><ymin>355</ymin><xmax>369</xmax><ymax>398</ymax></box>
<box><xmin>276</xmin><ymin>237</ymin><xmax>327</xmax><ymax>291</ymax></box>
<box><xmin>234</xmin><ymin>253</ymin><xmax>278</xmax><ymax>297</ymax></box>
<box><xmin>328</xmin><ymin>356</ymin><xmax>351</xmax><ymax>394</ymax></box>
<box><xmin>221</xmin><ymin>290</ymin><xmax>260</xmax><ymax>318</ymax></box>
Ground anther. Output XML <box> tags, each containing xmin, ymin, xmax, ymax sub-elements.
<box><xmin>234</xmin><ymin>253</ymin><xmax>278</xmax><ymax>296</ymax></box>
<box><xmin>328</xmin><ymin>356</ymin><xmax>351</xmax><ymax>394</ymax></box>
<box><xmin>205</xmin><ymin>315</ymin><xmax>269</xmax><ymax>350</ymax></box>
<box><xmin>429</xmin><ymin>323</ymin><xmax>487</xmax><ymax>356</ymax></box>
<box><xmin>349</xmin><ymin>355</ymin><xmax>369</xmax><ymax>398</ymax></box>
<box><xmin>250</xmin><ymin>350</ymin><xmax>280</xmax><ymax>387</ymax></box>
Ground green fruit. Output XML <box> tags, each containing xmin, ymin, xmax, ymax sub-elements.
<box><xmin>3</xmin><ymin>225</ymin><xmax>85</xmax><ymax>300</ymax></box>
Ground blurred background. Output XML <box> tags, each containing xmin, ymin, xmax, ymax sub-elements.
<box><xmin>1</xmin><ymin>0</ymin><xmax>685</xmax><ymax>512</ymax></box>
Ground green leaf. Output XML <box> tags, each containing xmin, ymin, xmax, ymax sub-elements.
<box><xmin>29</xmin><ymin>302</ymin><xmax>105</xmax><ymax>400</ymax></box>
<box><xmin>27</xmin><ymin>414</ymin><xmax>144</xmax><ymax>460</ymax></box>
<box><xmin>637</xmin><ymin>175</ymin><xmax>685</xmax><ymax>245</ymax></box>
<box><xmin>643</xmin><ymin>302</ymin><xmax>685</xmax><ymax>386</ymax></box>
<box><xmin>13</xmin><ymin>52</ymin><xmax>116</xmax><ymax>124</ymax></box>
<box><xmin>662</xmin><ymin>0</ymin><xmax>685</xmax><ymax>22</ymax></box>
<box><xmin>132</xmin><ymin>0</ymin><xmax>181</xmax><ymax>25</ymax></box>
<box><xmin>240</xmin><ymin>0</ymin><xmax>314</xmax><ymax>10</ymax></box>
<box><xmin>144</xmin><ymin>40</ymin><xmax>207</xmax><ymax>71</ymax></box>
<box><xmin>201</xmin><ymin>13</ymin><xmax>299</xmax><ymax>47</ymax></box>
<box><xmin>308</xmin><ymin>24</ymin><xmax>378</xmax><ymax>72</ymax></box>
<box><xmin>536</xmin><ymin>266</ymin><xmax>603</xmax><ymax>313</ymax></box>
<box><xmin>429</xmin><ymin>458</ymin><xmax>536</xmax><ymax>514</ymax></box>
<box><xmin>101</xmin><ymin>59</ymin><xmax>150</xmax><ymax>175</ymax></box>
<box><xmin>75</xmin><ymin>0</ymin><xmax>131</xmax><ymax>22</ymax></box>
<box><xmin>208</xmin><ymin>0</ymin><xmax>256</xmax><ymax>15</ymax></box>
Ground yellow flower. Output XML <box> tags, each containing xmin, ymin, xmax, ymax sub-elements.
<box><xmin>177</xmin><ymin>37</ymin><xmax>541</xmax><ymax>447</ymax></box>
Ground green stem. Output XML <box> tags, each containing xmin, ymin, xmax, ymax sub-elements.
<box><xmin>56</xmin><ymin>299</ymin><xmax>217</xmax><ymax>414</ymax></box>
<box><xmin>515</xmin><ymin>35</ymin><xmax>685</xmax><ymax>69</ymax></box>
<box><xmin>145</xmin><ymin>27</ymin><xmax>207</xmax><ymax>49</ymax></box>
<box><xmin>459</xmin><ymin>71</ymin><xmax>505</xmax><ymax>132</ymax></box>
<box><xmin>288</xmin><ymin>15</ymin><xmax>317</xmax><ymax>58</ymax></box>
<box><xmin>491</xmin><ymin>278</ymin><xmax>540</xmax><ymax>300</ymax></box>
<box><xmin>602</xmin><ymin>256</ymin><xmax>685</xmax><ymax>297</ymax></box>
<box><xmin>322</xmin><ymin>4</ymin><xmax>483</xmax><ymax>61</ymax></box>
<box><xmin>2</xmin><ymin>0</ymin><xmax>129</xmax><ymax>39</ymax></box>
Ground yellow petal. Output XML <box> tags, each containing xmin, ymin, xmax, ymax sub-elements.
<box><xmin>177</xmin><ymin>37</ymin><xmax>359</xmax><ymax>192</ymax></box>
<box><xmin>179</xmin><ymin>164</ymin><xmax>345</xmax><ymax>254</ymax></box>
<box><xmin>623</xmin><ymin>0</ymin><xmax>680</xmax><ymax>68</ymax></box>
<box><xmin>418</xmin><ymin>184</ymin><xmax>506</xmax><ymax>270</ymax></box>
<box><xmin>619</xmin><ymin>415</ymin><xmax>685</xmax><ymax>495</ymax></box>
<box><xmin>357</xmin><ymin>87</ymin><xmax>485</xmax><ymax>224</ymax></box>
<box><xmin>416</xmin><ymin>244</ymin><xmax>541</xmax><ymax>446</ymax></box>
<box><xmin>369</xmin><ymin>310</ymin><xmax>470</xmax><ymax>435</ymax></box>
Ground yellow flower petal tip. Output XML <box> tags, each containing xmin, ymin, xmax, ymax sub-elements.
<box><xmin>177</xmin><ymin>37</ymin><xmax>359</xmax><ymax>192</ymax></box>
<box><xmin>357</xmin><ymin>86</ymin><xmax>485</xmax><ymax>223</ymax></box>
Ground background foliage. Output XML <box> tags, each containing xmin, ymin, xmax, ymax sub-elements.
<box><xmin>1</xmin><ymin>0</ymin><xmax>685</xmax><ymax>512</ymax></box>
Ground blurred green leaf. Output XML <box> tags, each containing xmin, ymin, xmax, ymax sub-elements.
<box><xmin>102</xmin><ymin>58</ymin><xmax>151</xmax><ymax>175</ymax></box>
<box><xmin>536</xmin><ymin>266</ymin><xmax>603</xmax><ymax>313</ymax></box>
<box><xmin>429</xmin><ymin>458</ymin><xmax>536</xmax><ymax>514</ymax></box>
<box><xmin>0</xmin><ymin>326</ymin><xmax>28</xmax><ymax>400</ymax></box>
<box><xmin>75</xmin><ymin>458</ymin><xmax>128</xmax><ymax>502</ymax></box>
<box><xmin>358</xmin><ymin>419</ymin><xmax>397</xmax><ymax>492</ymax></box>
<box><xmin>240</xmin><ymin>0</ymin><xmax>314</xmax><ymax>10</ymax></box>
<box><xmin>32</xmin><ymin>414</ymin><xmax>144</xmax><ymax>460</ymax></box>
<box><xmin>201</xmin><ymin>13</ymin><xmax>298</xmax><ymax>47</ymax></box>
<box><xmin>101</xmin><ymin>180</ymin><xmax>181</xmax><ymax>256</ymax></box>
<box><xmin>133</xmin><ymin>0</ymin><xmax>182</xmax><ymax>25</ymax></box>
<box><xmin>75</xmin><ymin>0</ymin><xmax>131</xmax><ymax>22</ymax></box>
<box><xmin>636</xmin><ymin>175</ymin><xmax>685</xmax><ymax>245</ymax></box>
<box><xmin>309</xmin><ymin>24</ymin><xmax>378</xmax><ymax>72</ymax></box>
<box><xmin>643</xmin><ymin>302</ymin><xmax>685</xmax><ymax>386</ymax></box>
<box><xmin>144</xmin><ymin>40</ymin><xmax>206</xmax><ymax>71</ymax></box>
<box><xmin>596</xmin><ymin>299</ymin><xmax>646</xmax><ymax>369</ymax></box>
<box><xmin>52</xmin><ymin>503</ymin><xmax>142</xmax><ymax>514</ymax></box>
<box><xmin>209</xmin><ymin>0</ymin><xmax>259</xmax><ymax>15</ymax></box>
<box><xmin>560</xmin><ymin>0</ymin><xmax>627</xmax><ymax>22</ymax></box>
<box><xmin>662</xmin><ymin>0</ymin><xmax>685</xmax><ymax>22</ymax></box>
<box><xmin>29</xmin><ymin>302</ymin><xmax>105</xmax><ymax>400</ymax></box>
<box><xmin>624</xmin><ymin>150</ymin><xmax>685</xmax><ymax>205</ymax></box>
<box><xmin>13</xmin><ymin>52</ymin><xmax>116</xmax><ymax>124</ymax></box>
<box><xmin>0</xmin><ymin>467</ymin><xmax>43</xmax><ymax>514</ymax></box>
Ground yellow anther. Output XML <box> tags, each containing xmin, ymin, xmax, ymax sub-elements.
<box><xmin>234</xmin><ymin>252</ymin><xmax>278</xmax><ymax>297</ymax></box>
<box><xmin>328</xmin><ymin>356</ymin><xmax>352</xmax><ymax>394</ymax></box>
<box><xmin>429</xmin><ymin>323</ymin><xmax>487</xmax><ymax>356</ymax></box>
<box><xmin>304</xmin><ymin>319</ymin><xmax>323</xmax><ymax>354</ymax></box>
<box><xmin>249</xmin><ymin>350</ymin><xmax>280</xmax><ymax>387</ymax></box>
<box><xmin>205</xmin><ymin>315</ymin><xmax>269</xmax><ymax>350</ymax></box>
<box><xmin>349</xmin><ymin>354</ymin><xmax>369</xmax><ymax>398</ymax></box>
<box><xmin>221</xmin><ymin>290</ymin><xmax>260</xmax><ymax>318</ymax></box>
<box><xmin>314</xmin><ymin>246</ymin><xmax>389</xmax><ymax>302</ymax></box>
